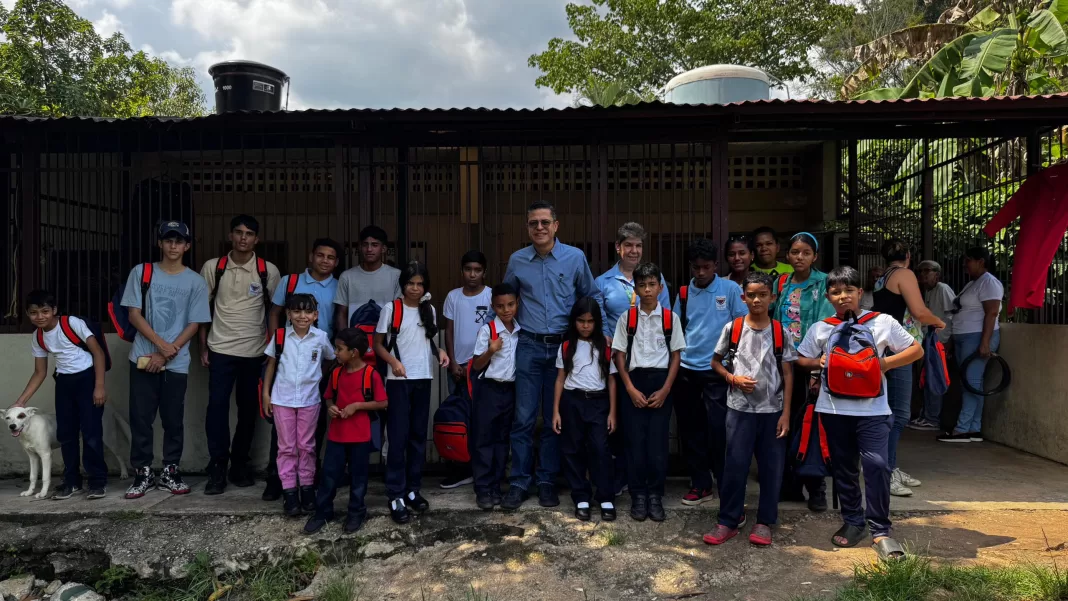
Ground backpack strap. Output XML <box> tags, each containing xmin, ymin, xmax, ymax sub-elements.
<box><xmin>678</xmin><ymin>285</ymin><xmax>689</xmax><ymax>331</ymax></box>
<box><xmin>771</xmin><ymin>319</ymin><xmax>786</xmax><ymax>393</ymax></box>
<box><xmin>211</xmin><ymin>256</ymin><xmax>229</xmax><ymax>316</ymax></box>
<box><xmin>624</xmin><ymin>307</ymin><xmax>639</xmax><ymax>368</ymax></box>
<box><xmin>140</xmin><ymin>262</ymin><xmax>153</xmax><ymax>318</ymax></box>
<box><xmin>59</xmin><ymin>316</ymin><xmax>89</xmax><ymax>352</ymax></box>
<box><xmin>329</xmin><ymin>366</ymin><xmax>343</xmax><ymax>398</ymax></box>
<box><xmin>823</xmin><ymin>316</ymin><xmax>843</xmax><ymax>326</ymax></box>
<box><xmin>273</xmin><ymin>328</ymin><xmax>286</xmax><ymax>361</ymax></box>
<box><xmin>856</xmin><ymin>311</ymin><xmax>880</xmax><ymax>325</ymax></box>
<box><xmin>362</xmin><ymin>366</ymin><xmax>374</xmax><ymax>402</ymax></box>
<box><xmin>256</xmin><ymin>257</ymin><xmax>270</xmax><ymax>309</ymax></box>
<box><xmin>796</xmin><ymin>404</ymin><xmax>816</xmax><ymax>462</ymax></box>
<box><xmin>604</xmin><ymin>342</ymin><xmax>612</xmax><ymax>362</ymax></box>
<box><xmin>35</xmin><ymin>328</ymin><xmax>48</xmax><ymax>354</ymax></box>
<box><xmin>285</xmin><ymin>273</ymin><xmax>300</xmax><ymax>297</ymax></box>
<box><xmin>387</xmin><ymin>299</ymin><xmax>404</xmax><ymax>362</ymax></box>
<box><xmin>489</xmin><ymin>320</ymin><xmax>499</xmax><ymax>340</ymax></box>
<box><xmin>776</xmin><ymin>273</ymin><xmax>790</xmax><ymax>297</ymax></box>
<box><xmin>725</xmin><ymin>316</ymin><xmax>745</xmax><ymax>374</ymax></box>
<box><xmin>561</xmin><ymin>340</ymin><xmax>571</xmax><ymax>361</ymax></box>
<box><xmin>661</xmin><ymin>309</ymin><xmax>673</xmax><ymax>345</ymax></box>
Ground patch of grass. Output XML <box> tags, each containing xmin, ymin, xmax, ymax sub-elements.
<box><xmin>93</xmin><ymin>565</ymin><xmax>138</xmax><ymax>598</ymax></box>
<box><xmin>120</xmin><ymin>550</ymin><xmax>321</xmax><ymax>601</ymax></box>
<box><xmin>317</xmin><ymin>570</ymin><xmax>364</xmax><ymax>601</ymax></box>
<box><xmin>598</xmin><ymin>528</ymin><xmax>627</xmax><ymax>547</ymax></box>
<box><xmin>791</xmin><ymin>551</ymin><xmax>1068</xmax><ymax>601</ymax></box>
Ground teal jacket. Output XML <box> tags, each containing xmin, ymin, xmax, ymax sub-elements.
<box><xmin>771</xmin><ymin>268</ymin><xmax>837</xmax><ymax>348</ymax></box>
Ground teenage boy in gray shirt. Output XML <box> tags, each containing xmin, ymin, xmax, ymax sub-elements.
<box><xmin>333</xmin><ymin>226</ymin><xmax>402</xmax><ymax>333</ymax></box>
<box><xmin>121</xmin><ymin>221</ymin><xmax>211</xmax><ymax>500</ymax></box>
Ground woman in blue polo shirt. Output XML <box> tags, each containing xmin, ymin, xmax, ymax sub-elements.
<box><xmin>596</xmin><ymin>222</ymin><xmax>669</xmax><ymax>496</ymax></box>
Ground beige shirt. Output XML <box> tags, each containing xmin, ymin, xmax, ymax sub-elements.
<box><xmin>201</xmin><ymin>253</ymin><xmax>281</xmax><ymax>357</ymax></box>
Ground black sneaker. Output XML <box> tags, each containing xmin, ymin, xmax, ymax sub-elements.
<box><xmin>390</xmin><ymin>498</ymin><xmax>411</xmax><ymax>524</ymax></box>
<box><xmin>229</xmin><ymin>464</ymin><xmax>255</xmax><ymax>488</ymax></box>
<box><xmin>630</xmin><ymin>495</ymin><xmax>648</xmax><ymax>521</ymax></box>
<box><xmin>283</xmin><ymin>489</ymin><xmax>302</xmax><ymax>517</ymax></box>
<box><xmin>344</xmin><ymin>515</ymin><xmax>365</xmax><ymax>534</ymax></box>
<box><xmin>52</xmin><ymin>484</ymin><xmax>83</xmax><ymax>500</ymax></box>
<box><xmin>575</xmin><ymin>505</ymin><xmax>591</xmax><ymax>521</ymax></box>
<box><xmin>648</xmin><ymin>495</ymin><xmax>666</xmax><ymax>522</ymax></box>
<box><xmin>500</xmin><ymin>486</ymin><xmax>528</xmax><ymax>511</ymax></box>
<box><xmin>406</xmin><ymin>491</ymin><xmax>429</xmax><ymax>512</ymax></box>
<box><xmin>204</xmin><ymin>462</ymin><xmax>227</xmax><ymax>496</ymax></box>
<box><xmin>262</xmin><ymin>475</ymin><xmax>283</xmax><ymax>502</ymax></box>
<box><xmin>86</xmin><ymin>488</ymin><xmax>107</xmax><ymax>500</ymax></box>
<box><xmin>968</xmin><ymin>432</ymin><xmax>984</xmax><ymax>442</ymax></box>
<box><xmin>439</xmin><ymin>474</ymin><xmax>474</xmax><ymax>489</ymax></box>
<box><xmin>938</xmin><ymin>432</ymin><xmax>972</xmax><ymax>443</ymax></box>
<box><xmin>300</xmin><ymin>486</ymin><xmax>317</xmax><ymax>513</ymax></box>
<box><xmin>125</xmin><ymin>467</ymin><xmax>155</xmax><ymax>500</ymax></box>
<box><xmin>491</xmin><ymin>488</ymin><xmax>503</xmax><ymax>506</ymax></box>
<box><xmin>304</xmin><ymin>517</ymin><xmax>328</xmax><ymax>535</ymax></box>
<box><xmin>158</xmin><ymin>464</ymin><xmax>191</xmax><ymax>495</ymax></box>
<box><xmin>538</xmin><ymin>483</ymin><xmax>560</xmax><ymax>508</ymax></box>
<box><xmin>476</xmin><ymin>492</ymin><xmax>495</xmax><ymax>511</ymax></box>
<box><xmin>808</xmin><ymin>495</ymin><xmax>828</xmax><ymax>513</ymax></box>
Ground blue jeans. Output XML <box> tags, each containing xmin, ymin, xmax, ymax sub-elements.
<box><xmin>55</xmin><ymin>368</ymin><xmax>107</xmax><ymax>489</ymax></box>
<box><xmin>885</xmin><ymin>360</ymin><xmax>912</xmax><ymax>470</ymax></box>
<box><xmin>953</xmin><ymin>330</ymin><xmax>1001</xmax><ymax>434</ymax></box>
<box><xmin>719</xmin><ymin>409</ymin><xmax>785</xmax><ymax>529</ymax></box>
<box><xmin>509</xmin><ymin>336</ymin><xmax>561</xmax><ymax>491</ymax></box>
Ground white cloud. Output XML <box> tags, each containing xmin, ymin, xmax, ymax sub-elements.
<box><xmin>93</xmin><ymin>11</ymin><xmax>123</xmax><ymax>37</ymax></box>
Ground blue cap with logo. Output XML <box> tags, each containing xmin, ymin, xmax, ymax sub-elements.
<box><xmin>158</xmin><ymin>220</ymin><xmax>191</xmax><ymax>241</ymax></box>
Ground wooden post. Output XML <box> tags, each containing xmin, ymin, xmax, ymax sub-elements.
<box><xmin>710</xmin><ymin>135</ymin><xmax>729</xmax><ymax>260</ymax></box>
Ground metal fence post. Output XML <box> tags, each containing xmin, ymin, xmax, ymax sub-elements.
<box><xmin>848</xmin><ymin>138</ymin><xmax>858</xmax><ymax>263</ymax></box>
<box><xmin>921</xmin><ymin>138</ymin><xmax>934</xmax><ymax>260</ymax></box>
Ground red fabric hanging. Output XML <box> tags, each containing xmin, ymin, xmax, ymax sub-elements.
<box><xmin>982</xmin><ymin>163</ymin><xmax>1068</xmax><ymax>312</ymax></box>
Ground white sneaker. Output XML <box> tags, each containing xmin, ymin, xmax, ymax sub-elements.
<box><xmin>894</xmin><ymin>467</ymin><xmax>921</xmax><ymax>487</ymax></box>
<box><xmin>889</xmin><ymin>470</ymin><xmax>913</xmax><ymax>497</ymax></box>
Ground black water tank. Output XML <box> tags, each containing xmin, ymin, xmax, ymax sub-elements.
<box><xmin>208</xmin><ymin>61</ymin><xmax>289</xmax><ymax>114</ymax></box>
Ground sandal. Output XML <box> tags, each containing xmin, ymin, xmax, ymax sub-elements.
<box><xmin>831</xmin><ymin>524</ymin><xmax>866</xmax><ymax>548</ymax></box>
<box><xmin>873</xmin><ymin>537</ymin><xmax>906</xmax><ymax>562</ymax></box>
<box><xmin>749</xmin><ymin>524</ymin><xmax>772</xmax><ymax>546</ymax></box>
<box><xmin>703</xmin><ymin>524</ymin><xmax>739</xmax><ymax>546</ymax></box>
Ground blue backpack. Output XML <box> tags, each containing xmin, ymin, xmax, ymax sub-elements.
<box><xmin>919</xmin><ymin>326</ymin><xmax>950</xmax><ymax>396</ymax></box>
<box><xmin>349</xmin><ymin>300</ymin><xmax>383</xmax><ymax>369</ymax></box>
<box><xmin>108</xmin><ymin>263</ymin><xmax>153</xmax><ymax>343</ymax></box>
<box><xmin>36</xmin><ymin>316</ymin><xmax>113</xmax><ymax>372</ymax></box>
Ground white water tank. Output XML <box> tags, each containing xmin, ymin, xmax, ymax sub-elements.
<box><xmin>664</xmin><ymin>65</ymin><xmax>770</xmax><ymax>105</ymax></box>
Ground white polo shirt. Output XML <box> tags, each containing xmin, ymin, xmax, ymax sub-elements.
<box><xmin>556</xmin><ymin>339</ymin><xmax>617</xmax><ymax>392</ymax></box>
<box><xmin>612</xmin><ymin>305</ymin><xmax>686</xmax><ymax>370</ymax></box>
<box><xmin>376</xmin><ymin>301</ymin><xmax>438</xmax><ymax>381</ymax></box>
<box><xmin>265</xmin><ymin>326</ymin><xmax>336</xmax><ymax>409</ymax></box>
<box><xmin>31</xmin><ymin>317</ymin><xmax>95</xmax><ymax>375</ymax></box>
<box><xmin>471</xmin><ymin>317</ymin><xmax>521</xmax><ymax>382</ymax></box>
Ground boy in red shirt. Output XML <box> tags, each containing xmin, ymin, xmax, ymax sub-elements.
<box><xmin>304</xmin><ymin>328</ymin><xmax>387</xmax><ymax>535</ymax></box>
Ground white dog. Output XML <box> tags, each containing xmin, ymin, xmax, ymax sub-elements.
<box><xmin>5</xmin><ymin>405</ymin><xmax>132</xmax><ymax>499</ymax></box>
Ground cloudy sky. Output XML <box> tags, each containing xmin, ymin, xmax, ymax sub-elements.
<box><xmin>23</xmin><ymin>0</ymin><xmax>582</xmax><ymax>110</ymax></box>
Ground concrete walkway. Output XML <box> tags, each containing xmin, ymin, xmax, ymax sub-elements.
<box><xmin>2</xmin><ymin>431</ymin><xmax>1066</xmax><ymax>518</ymax></box>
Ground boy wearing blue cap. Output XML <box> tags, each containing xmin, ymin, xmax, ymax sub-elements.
<box><xmin>122</xmin><ymin>221</ymin><xmax>212</xmax><ymax>499</ymax></box>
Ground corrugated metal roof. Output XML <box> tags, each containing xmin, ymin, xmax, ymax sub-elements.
<box><xmin>3</xmin><ymin>92</ymin><xmax>1068</xmax><ymax>124</ymax></box>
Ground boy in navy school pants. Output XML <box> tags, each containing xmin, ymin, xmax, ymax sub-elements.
<box><xmin>704</xmin><ymin>273</ymin><xmax>797</xmax><ymax>546</ymax></box>
<box><xmin>15</xmin><ymin>289</ymin><xmax>109</xmax><ymax>500</ymax></box>
<box><xmin>795</xmin><ymin>266</ymin><xmax>922</xmax><ymax>561</ymax></box>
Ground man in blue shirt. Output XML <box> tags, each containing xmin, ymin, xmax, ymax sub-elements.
<box><xmin>263</xmin><ymin>238</ymin><xmax>341</xmax><ymax>501</ymax></box>
<box><xmin>501</xmin><ymin>201</ymin><xmax>607</xmax><ymax>510</ymax></box>
<box><xmin>673</xmin><ymin>238</ymin><xmax>747</xmax><ymax>507</ymax></box>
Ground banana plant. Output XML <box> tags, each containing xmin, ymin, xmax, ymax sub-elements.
<box><xmin>849</xmin><ymin>0</ymin><xmax>1068</xmax><ymax>99</ymax></box>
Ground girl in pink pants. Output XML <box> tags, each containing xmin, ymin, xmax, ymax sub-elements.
<box><xmin>262</xmin><ymin>294</ymin><xmax>336</xmax><ymax>516</ymax></box>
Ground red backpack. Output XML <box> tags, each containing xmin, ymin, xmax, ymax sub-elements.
<box><xmin>822</xmin><ymin>312</ymin><xmax>883</xmax><ymax>400</ymax></box>
<box><xmin>36</xmin><ymin>316</ymin><xmax>113</xmax><ymax>372</ymax></box>
<box><xmin>677</xmin><ymin>285</ymin><xmax>689</xmax><ymax>330</ymax></box>
<box><xmin>384</xmin><ymin>298</ymin><xmax>440</xmax><ymax>363</ymax></box>
<box><xmin>561</xmin><ymin>339</ymin><xmax>613</xmax><ymax>370</ymax></box>
<box><xmin>327</xmin><ymin>365</ymin><xmax>383</xmax><ymax>450</ymax></box>
<box><xmin>723</xmin><ymin>317</ymin><xmax>785</xmax><ymax>392</ymax></box>
<box><xmin>623</xmin><ymin>306</ymin><xmax>674</xmax><ymax>366</ymax></box>
<box><xmin>466</xmin><ymin>320</ymin><xmax>499</xmax><ymax>398</ymax></box>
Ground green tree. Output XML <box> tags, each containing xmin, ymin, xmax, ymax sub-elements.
<box><xmin>0</xmin><ymin>0</ymin><xmax>206</xmax><ymax>117</ymax></box>
<box><xmin>529</xmin><ymin>0</ymin><xmax>853</xmax><ymax>99</ymax></box>
<box><xmin>849</xmin><ymin>0</ymin><xmax>1068</xmax><ymax>99</ymax></box>
<box><xmin>573</xmin><ymin>76</ymin><xmax>648</xmax><ymax>107</ymax></box>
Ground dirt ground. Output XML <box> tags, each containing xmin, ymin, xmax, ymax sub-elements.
<box><xmin>309</xmin><ymin>508</ymin><xmax>1068</xmax><ymax>601</ymax></box>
